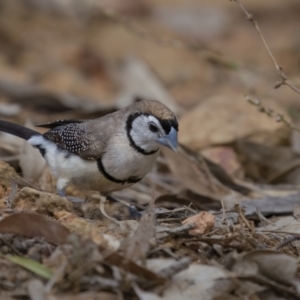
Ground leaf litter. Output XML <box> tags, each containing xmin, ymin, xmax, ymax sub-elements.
<box><xmin>1</xmin><ymin>1</ymin><xmax>300</xmax><ymax>299</ymax></box>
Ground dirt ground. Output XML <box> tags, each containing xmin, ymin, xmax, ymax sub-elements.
<box><xmin>1</xmin><ymin>0</ymin><xmax>300</xmax><ymax>299</ymax></box>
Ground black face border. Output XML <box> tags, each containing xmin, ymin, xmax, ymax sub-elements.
<box><xmin>126</xmin><ymin>112</ymin><xmax>178</xmax><ymax>155</ymax></box>
<box><xmin>126</xmin><ymin>113</ymin><xmax>159</xmax><ymax>155</ymax></box>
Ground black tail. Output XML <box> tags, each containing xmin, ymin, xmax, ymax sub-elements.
<box><xmin>0</xmin><ymin>120</ymin><xmax>41</xmax><ymax>140</ymax></box>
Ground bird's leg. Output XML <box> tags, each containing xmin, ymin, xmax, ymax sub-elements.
<box><xmin>57</xmin><ymin>188</ymin><xmax>66</xmax><ymax>197</ymax></box>
<box><xmin>105</xmin><ymin>195</ymin><xmax>142</xmax><ymax>220</ymax></box>
<box><xmin>57</xmin><ymin>178</ymin><xmax>85</xmax><ymax>204</ymax></box>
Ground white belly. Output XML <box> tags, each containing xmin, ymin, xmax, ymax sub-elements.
<box><xmin>28</xmin><ymin>135</ymin><xmax>159</xmax><ymax>194</ymax></box>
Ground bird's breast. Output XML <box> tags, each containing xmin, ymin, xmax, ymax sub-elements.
<box><xmin>100</xmin><ymin>146</ymin><xmax>159</xmax><ymax>182</ymax></box>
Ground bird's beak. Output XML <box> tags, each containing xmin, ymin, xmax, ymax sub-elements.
<box><xmin>156</xmin><ymin>127</ymin><xmax>178</xmax><ymax>152</ymax></box>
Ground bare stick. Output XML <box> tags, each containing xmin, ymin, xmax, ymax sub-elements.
<box><xmin>275</xmin><ymin>235</ymin><xmax>300</xmax><ymax>250</ymax></box>
<box><xmin>236</xmin><ymin>204</ymin><xmax>252</xmax><ymax>232</ymax></box>
<box><xmin>157</xmin><ymin>223</ymin><xmax>195</xmax><ymax>235</ymax></box>
<box><xmin>232</xmin><ymin>0</ymin><xmax>300</xmax><ymax>95</ymax></box>
<box><xmin>246</xmin><ymin>95</ymin><xmax>300</xmax><ymax>133</ymax></box>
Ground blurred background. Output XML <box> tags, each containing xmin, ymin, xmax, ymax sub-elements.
<box><xmin>1</xmin><ymin>0</ymin><xmax>300</xmax><ymax>206</ymax></box>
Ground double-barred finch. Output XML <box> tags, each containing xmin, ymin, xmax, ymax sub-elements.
<box><xmin>0</xmin><ymin>100</ymin><xmax>178</xmax><ymax>197</ymax></box>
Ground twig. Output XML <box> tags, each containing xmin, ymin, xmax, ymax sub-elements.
<box><xmin>256</xmin><ymin>209</ymin><xmax>274</xmax><ymax>225</ymax></box>
<box><xmin>0</xmin><ymin>236</ymin><xmax>23</xmax><ymax>256</ymax></box>
<box><xmin>220</xmin><ymin>199</ymin><xmax>226</xmax><ymax>224</ymax></box>
<box><xmin>232</xmin><ymin>0</ymin><xmax>300</xmax><ymax>95</ymax></box>
<box><xmin>236</xmin><ymin>204</ymin><xmax>253</xmax><ymax>232</ymax></box>
<box><xmin>246</xmin><ymin>95</ymin><xmax>300</xmax><ymax>133</ymax></box>
<box><xmin>157</xmin><ymin>223</ymin><xmax>195</xmax><ymax>235</ymax></box>
<box><xmin>6</xmin><ymin>181</ymin><xmax>18</xmax><ymax>209</ymax></box>
<box><xmin>274</xmin><ymin>235</ymin><xmax>300</xmax><ymax>250</ymax></box>
<box><xmin>44</xmin><ymin>260</ymin><xmax>68</xmax><ymax>293</ymax></box>
<box><xmin>258</xmin><ymin>229</ymin><xmax>300</xmax><ymax>236</ymax></box>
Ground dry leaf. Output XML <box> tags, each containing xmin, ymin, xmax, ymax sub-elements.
<box><xmin>182</xmin><ymin>212</ymin><xmax>214</xmax><ymax>235</ymax></box>
<box><xmin>103</xmin><ymin>252</ymin><xmax>166</xmax><ymax>285</ymax></box>
<box><xmin>146</xmin><ymin>259</ymin><xmax>235</xmax><ymax>300</ymax></box>
<box><xmin>259</xmin><ymin>216</ymin><xmax>300</xmax><ymax>234</ymax></box>
<box><xmin>116</xmin><ymin>56</ymin><xmax>180</xmax><ymax>115</ymax></box>
<box><xmin>0</xmin><ymin>212</ymin><xmax>70</xmax><ymax>245</ymax></box>
<box><xmin>232</xmin><ymin>250</ymin><xmax>300</xmax><ymax>293</ymax></box>
<box><xmin>201</xmin><ymin>146</ymin><xmax>244</xmax><ymax>179</ymax></box>
<box><xmin>27</xmin><ymin>279</ymin><xmax>46</xmax><ymax>300</ymax></box>
<box><xmin>19</xmin><ymin>120</ymin><xmax>47</xmax><ymax>182</ymax></box>
<box><xmin>179</xmin><ymin>93</ymin><xmax>288</xmax><ymax>150</ymax></box>
<box><xmin>235</xmin><ymin>140</ymin><xmax>299</xmax><ymax>183</ymax></box>
<box><xmin>162</xmin><ymin>147</ymin><xmax>230</xmax><ymax>200</ymax></box>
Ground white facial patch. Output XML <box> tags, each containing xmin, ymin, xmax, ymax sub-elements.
<box><xmin>130</xmin><ymin>115</ymin><xmax>162</xmax><ymax>152</ymax></box>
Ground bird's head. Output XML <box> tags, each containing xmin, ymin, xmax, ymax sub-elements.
<box><xmin>126</xmin><ymin>100</ymin><xmax>178</xmax><ymax>155</ymax></box>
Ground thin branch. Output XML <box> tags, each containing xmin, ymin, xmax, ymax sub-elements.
<box><xmin>232</xmin><ymin>0</ymin><xmax>300</xmax><ymax>95</ymax></box>
<box><xmin>275</xmin><ymin>235</ymin><xmax>300</xmax><ymax>250</ymax></box>
<box><xmin>157</xmin><ymin>223</ymin><xmax>195</xmax><ymax>235</ymax></box>
<box><xmin>246</xmin><ymin>95</ymin><xmax>300</xmax><ymax>133</ymax></box>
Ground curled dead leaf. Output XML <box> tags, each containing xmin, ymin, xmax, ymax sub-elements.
<box><xmin>182</xmin><ymin>212</ymin><xmax>215</xmax><ymax>235</ymax></box>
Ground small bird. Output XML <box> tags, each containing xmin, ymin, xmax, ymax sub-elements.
<box><xmin>0</xmin><ymin>100</ymin><xmax>178</xmax><ymax>198</ymax></box>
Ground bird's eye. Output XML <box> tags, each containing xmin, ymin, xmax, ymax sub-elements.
<box><xmin>149</xmin><ymin>124</ymin><xmax>159</xmax><ymax>133</ymax></box>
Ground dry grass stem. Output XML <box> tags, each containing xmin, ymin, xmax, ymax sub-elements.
<box><xmin>236</xmin><ymin>204</ymin><xmax>253</xmax><ymax>232</ymax></box>
<box><xmin>232</xmin><ymin>0</ymin><xmax>300</xmax><ymax>95</ymax></box>
<box><xmin>246</xmin><ymin>95</ymin><xmax>300</xmax><ymax>133</ymax></box>
<box><xmin>275</xmin><ymin>235</ymin><xmax>300</xmax><ymax>250</ymax></box>
<box><xmin>157</xmin><ymin>223</ymin><xmax>195</xmax><ymax>235</ymax></box>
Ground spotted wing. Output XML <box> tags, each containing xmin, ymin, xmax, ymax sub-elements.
<box><xmin>43</xmin><ymin>122</ymin><xmax>103</xmax><ymax>160</ymax></box>
<box><xmin>36</xmin><ymin>119</ymin><xmax>84</xmax><ymax>129</ymax></box>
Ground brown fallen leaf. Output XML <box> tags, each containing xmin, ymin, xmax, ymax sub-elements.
<box><xmin>0</xmin><ymin>212</ymin><xmax>70</xmax><ymax>245</ymax></box>
<box><xmin>116</xmin><ymin>56</ymin><xmax>180</xmax><ymax>115</ymax></box>
<box><xmin>146</xmin><ymin>259</ymin><xmax>235</xmax><ymax>300</ymax></box>
<box><xmin>102</xmin><ymin>251</ymin><xmax>166</xmax><ymax>285</ymax></box>
<box><xmin>182</xmin><ymin>212</ymin><xmax>215</xmax><ymax>235</ymax></box>
<box><xmin>235</xmin><ymin>140</ymin><xmax>299</xmax><ymax>183</ymax></box>
<box><xmin>161</xmin><ymin>146</ymin><xmax>230</xmax><ymax>201</ymax></box>
<box><xmin>258</xmin><ymin>215</ymin><xmax>300</xmax><ymax>234</ymax></box>
<box><xmin>231</xmin><ymin>250</ymin><xmax>300</xmax><ymax>294</ymax></box>
<box><xmin>179</xmin><ymin>93</ymin><xmax>289</xmax><ymax>150</ymax></box>
<box><xmin>201</xmin><ymin>146</ymin><xmax>244</xmax><ymax>179</ymax></box>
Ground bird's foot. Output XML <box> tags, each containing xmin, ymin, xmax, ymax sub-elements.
<box><xmin>105</xmin><ymin>195</ymin><xmax>142</xmax><ymax>220</ymax></box>
<box><xmin>57</xmin><ymin>189</ymin><xmax>85</xmax><ymax>206</ymax></box>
